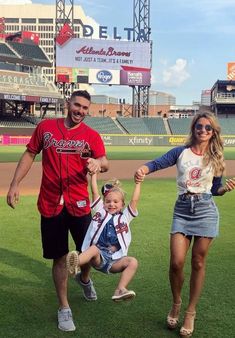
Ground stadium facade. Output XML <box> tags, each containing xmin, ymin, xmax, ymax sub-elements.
<box><xmin>211</xmin><ymin>80</ymin><xmax>235</xmax><ymax>117</ymax></box>
<box><xmin>201</xmin><ymin>89</ymin><xmax>211</xmax><ymax>106</ymax></box>
<box><xmin>149</xmin><ymin>90</ymin><xmax>176</xmax><ymax>105</ymax></box>
<box><xmin>0</xmin><ymin>3</ymin><xmax>91</xmax><ymax>83</ymax></box>
<box><xmin>0</xmin><ymin>3</ymin><xmax>199</xmax><ymax>118</ymax></box>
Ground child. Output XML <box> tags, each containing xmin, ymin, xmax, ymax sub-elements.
<box><xmin>66</xmin><ymin>173</ymin><xmax>142</xmax><ymax>301</ymax></box>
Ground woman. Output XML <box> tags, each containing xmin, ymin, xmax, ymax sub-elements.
<box><xmin>134</xmin><ymin>112</ymin><xmax>235</xmax><ymax>337</ymax></box>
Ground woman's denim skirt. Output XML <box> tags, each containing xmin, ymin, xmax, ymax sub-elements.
<box><xmin>171</xmin><ymin>193</ymin><xmax>219</xmax><ymax>238</ymax></box>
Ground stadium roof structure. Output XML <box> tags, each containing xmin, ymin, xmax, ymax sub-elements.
<box><xmin>0</xmin><ymin>31</ymin><xmax>62</xmax><ymax>112</ymax></box>
<box><xmin>0</xmin><ymin>42</ymin><xmax>22</xmax><ymax>64</ymax></box>
<box><xmin>211</xmin><ymin>79</ymin><xmax>235</xmax><ymax>88</ymax></box>
<box><xmin>211</xmin><ymin>79</ymin><xmax>235</xmax><ymax>116</ymax></box>
<box><xmin>0</xmin><ymin>41</ymin><xmax>51</xmax><ymax>67</ymax></box>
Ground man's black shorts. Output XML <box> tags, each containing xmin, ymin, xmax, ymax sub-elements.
<box><xmin>41</xmin><ymin>207</ymin><xmax>92</xmax><ymax>259</ymax></box>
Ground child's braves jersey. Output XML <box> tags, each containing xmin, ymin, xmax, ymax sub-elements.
<box><xmin>145</xmin><ymin>146</ymin><xmax>223</xmax><ymax>195</ymax></box>
<box><xmin>82</xmin><ymin>197</ymin><xmax>138</xmax><ymax>259</ymax></box>
<box><xmin>27</xmin><ymin>118</ymin><xmax>106</xmax><ymax>217</ymax></box>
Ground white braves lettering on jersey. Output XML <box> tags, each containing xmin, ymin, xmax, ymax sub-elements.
<box><xmin>115</xmin><ymin>221</ymin><xmax>129</xmax><ymax>234</ymax></box>
<box><xmin>92</xmin><ymin>212</ymin><xmax>102</xmax><ymax>226</ymax></box>
<box><xmin>43</xmin><ymin>132</ymin><xmax>91</xmax><ymax>155</ymax></box>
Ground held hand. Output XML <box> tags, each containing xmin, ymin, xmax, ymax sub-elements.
<box><xmin>6</xmin><ymin>184</ymin><xmax>19</xmax><ymax>209</ymax></box>
<box><xmin>86</xmin><ymin>158</ymin><xmax>101</xmax><ymax>175</ymax></box>
<box><xmin>134</xmin><ymin>167</ymin><xmax>146</xmax><ymax>183</ymax></box>
<box><xmin>224</xmin><ymin>177</ymin><xmax>235</xmax><ymax>192</ymax></box>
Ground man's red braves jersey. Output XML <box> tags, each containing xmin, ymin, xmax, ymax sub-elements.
<box><xmin>26</xmin><ymin>118</ymin><xmax>106</xmax><ymax>217</ymax></box>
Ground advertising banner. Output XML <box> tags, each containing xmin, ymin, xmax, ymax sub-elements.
<box><xmin>0</xmin><ymin>93</ymin><xmax>63</xmax><ymax>104</ymax></box>
<box><xmin>101</xmin><ymin>135</ymin><xmax>186</xmax><ymax>146</ymax></box>
<box><xmin>56</xmin><ymin>67</ymin><xmax>72</xmax><ymax>83</ymax></box>
<box><xmin>1</xmin><ymin>134</ymin><xmax>235</xmax><ymax>147</ymax></box>
<box><xmin>56</xmin><ymin>67</ymin><xmax>89</xmax><ymax>83</ymax></box>
<box><xmin>73</xmin><ymin>68</ymin><xmax>89</xmax><ymax>83</ymax></box>
<box><xmin>120</xmin><ymin>66</ymin><xmax>151</xmax><ymax>86</ymax></box>
<box><xmin>56</xmin><ymin>23</ymin><xmax>74</xmax><ymax>46</ymax></box>
<box><xmin>89</xmin><ymin>69</ymin><xmax>120</xmax><ymax>85</ymax></box>
<box><xmin>227</xmin><ymin>62</ymin><xmax>235</xmax><ymax>80</ymax></box>
<box><xmin>100</xmin><ymin>135</ymin><xmax>235</xmax><ymax>147</ymax></box>
<box><xmin>56</xmin><ymin>38</ymin><xmax>151</xmax><ymax>70</ymax></box>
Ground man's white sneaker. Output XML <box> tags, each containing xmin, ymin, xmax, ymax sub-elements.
<box><xmin>58</xmin><ymin>308</ymin><xmax>76</xmax><ymax>331</ymax></box>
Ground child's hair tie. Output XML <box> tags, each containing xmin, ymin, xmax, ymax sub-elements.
<box><xmin>101</xmin><ymin>183</ymin><xmax>114</xmax><ymax>196</ymax></box>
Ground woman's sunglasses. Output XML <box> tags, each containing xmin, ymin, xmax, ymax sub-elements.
<box><xmin>195</xmin><ymin>123</ymin><xmax>213</xmax><ymax>132</ymax></box>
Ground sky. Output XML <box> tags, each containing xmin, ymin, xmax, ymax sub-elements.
<box><xmin>2</xmin><ymin>0</ymin><xmax>235</xmax><ymax>105</ymax></box>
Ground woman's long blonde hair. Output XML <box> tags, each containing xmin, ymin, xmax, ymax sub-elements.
<box><xmin>185</xmin><ymin>112</ymin><xmax>225</xmax><ymax>176</ymax></box>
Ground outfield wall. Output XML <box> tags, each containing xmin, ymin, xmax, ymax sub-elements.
<box><xmin>101</xmin><ymin>134</ymin><xmax>235</xmax><ymax>147</ymax></box>
<box><xmin>1</xmin><ymin>133</ymin><xmax>235</xmax><ymax>146</ymax></box>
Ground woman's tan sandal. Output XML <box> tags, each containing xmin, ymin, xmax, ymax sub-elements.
<box><xmin>166</xmin><ymin>300</ymin><xmax>182</xmax><ymax>329</ymax></box>
<box><xmin>66</xmin><ymin>251</ymin><xmax>80</xmax><ymax>276</ymax></box>
<box><xmin>180</xmin><ymin>311</ymin><xmax>196</xmax><ymax>337</ymax></box>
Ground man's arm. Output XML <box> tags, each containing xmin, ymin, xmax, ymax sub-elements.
<box><xmin>7</xmin><ymin>150</ymin><xmax>36</xmax><ymax>209</ymax></box>
<box><xmin>97</xmin><ymin>156</ymin><xmax>109</xmax><ymax>172</ymax></box>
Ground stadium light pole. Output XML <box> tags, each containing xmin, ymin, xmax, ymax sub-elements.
<box><xmin>132</xmin><ymin>0</ymin><xmax>151</xmax><ymax>117</ymax></box>
<box><xmin>55</xmin><ymin>0</ymin><xmax>74</xmax><ymax>100</ymax></box>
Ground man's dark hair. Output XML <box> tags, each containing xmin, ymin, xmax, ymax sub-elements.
<box><xmin>70</xmin><ymin>90</ymin><xmax>91</xmax><ymax>101</ymax></box>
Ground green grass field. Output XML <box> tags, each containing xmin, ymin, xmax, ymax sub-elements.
<box><xmin>1</xmin><ymin>145</ymin><xmax>235</xmax><ymax>162</ymax></box>
<box><xmin>1</xmin><ymin>179</ymin><xmax>235</xmax><ymax>338</ymax></box>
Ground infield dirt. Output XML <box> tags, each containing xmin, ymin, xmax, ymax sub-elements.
<box><xmin>1</xmin><ymin>160</ymin><xmax>235</xmax><ymax>196</ymax></box>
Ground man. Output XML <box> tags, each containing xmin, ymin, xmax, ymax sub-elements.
<box><xmin>7</xmin><ymin>90</ymin><xmax>109</xmax><ymax>332</ymax></box>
